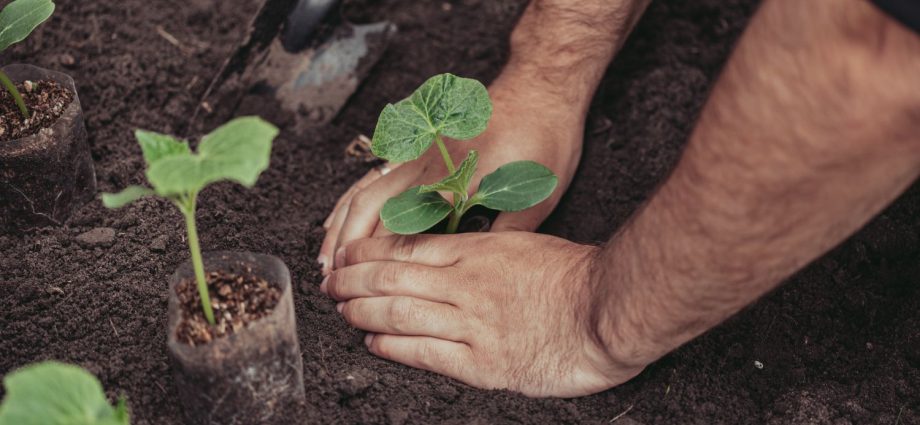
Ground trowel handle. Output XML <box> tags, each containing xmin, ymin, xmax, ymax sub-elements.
<box><xmin>281</xmin><ymin>0</ymin><xmax>339</xmax><ymax>52</ymax></box>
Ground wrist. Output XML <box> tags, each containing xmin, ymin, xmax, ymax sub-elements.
<box><xmin>585</xmin><ymin>233</ymin><xmax>675</xmax><ymax>371</ymax></box>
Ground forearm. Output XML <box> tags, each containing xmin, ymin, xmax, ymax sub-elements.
<box><xmin>591</xmin><ymin>0</ymin><xmax>920</xmax><ymax>367</ymax></box>
<box><xmin>493</xmin><ymin>0</ymin><xmax>651</xmax><ymax>119</ymax></box>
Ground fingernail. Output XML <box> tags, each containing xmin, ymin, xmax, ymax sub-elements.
<box><xmin>364</xmin><ymin>333</ymin><xmax>375</xmax><ymax>347</ymax></box>
<box><xmin>335</xmin><ymin>246</ymin><xmax>346</xmax><ymax>268</ymax></box>
<box><xmin>323</xmin><ymin>216</ymin><xmax>333</xmax><ymax>229</ymax></box>
<box><xmin>317</xmin><ymin>254</ymin><xmax>328</xmax><ymax>273</ymax></box>
<box><xmin>336</xmin><ymin>302</ymin><xmax>344</xmax><ymax>313</ymax></box>
<box><xmin>319</xmin><ymin>275</ymin><xmax>329</xmax><ymax>294</ymax></box>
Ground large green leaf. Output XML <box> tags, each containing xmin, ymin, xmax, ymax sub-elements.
<box><xmin>419</xmin><ymin>150</ymin><xmax>478</xmax><ymax>196</ymax></box>
<box><xmin>136</xmin><ymin>130</ymin><xmax>190</xmax><ymax>166</ymax></box>
<box><xmin>371</xmin><ymin>73</ymin><xmax>492</xmax><ymax>162</ymax></box>
<box><xmin>473</xmin><ymin>161</ymin><xmax>558</xmax><ymax>212</ymax></box>
<box><xmin>380</xmin><ymin>187</ymin><xmax>453</xmax><ymax>234</ymax></box>
<box><xmin>0</xmin><ymin>361</ymin><xmax>130</xmax><ymax>425</ymax></box>
<box><xmin>146</xmin><ymin>116</ymin><xmax>278</xmax><ymax>196</ymax></box>
<box><xmin>0</xmin><ymin>0</ymin><xmax>54</xmax><ymax>52</ymax></box>
<box><xmin>100</xmin><ymin>185</ymin><xmax>154</xmax><ymax>209</ymax></box>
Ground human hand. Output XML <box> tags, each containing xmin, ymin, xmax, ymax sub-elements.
<box><xmin>320</xmin><ymin>232</ymin><xmax>647</xmax><ymax>397</ymax></box>
<box><xmin>318</xmin><ymin>78</ymin><xmax>586</xmax><ymax>275</ymax></box>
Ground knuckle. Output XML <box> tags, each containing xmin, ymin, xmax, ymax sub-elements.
<box><xmin>387</xmin><ymin>298</ymin><xmax>418</xmax><ymax>333</ymax></box>
<box><xmin>350</xmin><ymin>190</ymin><xmax>374</xmax><ymax>210</ymax></box>
<box><xmin>419</xmin><ymin>343</ymin><xmax>464</xmax><ymax>376</ymax></box>
<box><xmin>376</xmin><ymin>264</ymin><xmax>403</xmax><ymax>294</ymax></box>
<box><xmin>327</xmin><ymin>272</ymin><xmax>346</xmax><ymax>300</ymax></box>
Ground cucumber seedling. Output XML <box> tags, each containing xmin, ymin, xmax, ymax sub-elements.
<box><xmin>0</xmin><ymin>0</ymin><xmax>55</xmax><ymax>119</ymax></box>
<box><xmin>0</xmin><ymin>361</ymin><xmax>130</xmax><ymax>425</ymax></box>
<box><xmin>371</xmin><ymin>73</ymin><xmax>558</xmax><ymax>234</ymax></box>
<box><xmin>102</xmin><ymin>117</ymin><xmax>278</xmax><ymax>326</ymax></box>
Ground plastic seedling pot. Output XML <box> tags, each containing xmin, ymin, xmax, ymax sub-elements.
<box><xmin>167</xmin><ymin>251</ymin><xmax>305</xmax><ymax>425</ymax></box>
<box><xmin>0</xmin><ymin>64</ymin><xmax>96</xmax><ymax>232</ymax></box>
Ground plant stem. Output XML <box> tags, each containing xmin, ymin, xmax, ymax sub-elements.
<box><xmin>0</xmin><ymin>70</ymin><xmax>29</xmax><ymax>120</ymax></box>
<box><xmin>445</xmin><ymin>207</ymin><xmax>463</xmax><ymax>234</ymax></box>
<box><xmin>181</xmin><ymin>197</ymin><xmax>215</xmax><ymax>325</ymax></box>
<box><xmin>434</xmin><ymin>134</ymin><xmax>456</xmax><ymax>173</ymax></box>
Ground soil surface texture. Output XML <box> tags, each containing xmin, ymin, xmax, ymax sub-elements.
<box><xmin>175</xmin><ymin>269</ymin><xmax>281</xmax><ymax>346</ymax></box>
<box><xmin>0</xmin><ymin>79</ymin><xmax>74</xmax><ymax>142</ymax></box>
<box><xmin>1</xmin><ymin>0</ymin><xmax>918</xmax><ymax>424</ymax></box>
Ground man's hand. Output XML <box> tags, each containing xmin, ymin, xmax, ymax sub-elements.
<box><xmin>318</xmin><ymin>77</ymin><xmax>584</xmax><ymax>274</ymax></box>
<box><xmin>317</xmin><ymin>0</ymin><xmax>652</xmax><ymax>275</ymax></box>
<box><xmin>320</xmin><ymin>232</ymin><xmax>647</xmax><ymax>397</ymax></box>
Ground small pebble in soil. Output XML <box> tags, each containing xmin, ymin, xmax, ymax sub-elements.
<box><xmin>866</xmin><ymin>342</ymin><xmax>873</xmax><ymax>351</ymax></box>
<box><xmin>336</xmin><ymin>368</ymin><xmax>377</xmax><ymax>397</ymax></box>
<box><xmin>149</xmin><ymin>235</ymin><xmax>168</xmax><ymax>253</ymax></box>
<box><xmin>76</xmin><ymin>227</ymin><xmax>116</xmax><ymax>247</ymax></box>
<box><xmin>23</xmin><ymin>80</ymin><xmax>34</xmax><ymax>92</ymax></box>
<box><xmin>754</xmin><ymin>360</ymin><xmax>764</xmax><ymax>369</ymax></box>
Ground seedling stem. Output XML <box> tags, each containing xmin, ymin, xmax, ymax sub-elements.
<box><xmin>0</xmin><ymin>70</ymin><xmax>29</xmax><ymax>119</ymax></box>
<box><xmin>178</xmin><ymin>194</ymin><xmax>215</xmax><ymax>325</ymax></box>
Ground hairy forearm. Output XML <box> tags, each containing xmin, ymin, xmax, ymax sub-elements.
<box><xmin>494</xmin><ymin>0</ymin><xmax>651</xmax><ymax>117</ymax></box>
<box><xmin>592</xmin><ymin>0</ymin><xmax>920</xmax><ymax>367</ymax></box>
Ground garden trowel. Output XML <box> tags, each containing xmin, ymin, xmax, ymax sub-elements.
<box><xmin>190</xmin><ymin>0</ymin><xmax>396</xmax><ymax>133</ymax></box>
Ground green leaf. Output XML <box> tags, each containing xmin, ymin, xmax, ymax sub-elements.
<box><xmin>371</xmin><ymin>73</ymin><xmax>492</xmax><ymax>162</ymax></box>
<box><xmin>146</xmin><ymin>116</ymin><xmax>278</xmax><ymax>196</ymax></box>
<box><xmin>380</xmin><ymin>187</ymin><xmax>453</xmax><ymax>234</ymax></box>
<box><xmin>0</xmin><ymin>361</ymin><xmax>130</xmax><ymax>425</ymax></box>
<box><xmin>101</xmin><ymin>185</ymin><xmax>154</xmax><ymax>209</ymax></box>
<box><xmin>473</xmin><ymin>161</ymin><xmax>558</xmax><ymax>212</ymax></box>
<box><xmin>419</xmin><ymin>150</ymin><xmax>478</xmax><ymax>196</ymax></box>
<box><xmin>136</xmin><ymin>130</ymin><xmax>190</xmax><ymax>166</ymax></box>
<box><xmin>0</xmin><ymin>0</ymin><xmax>55</xmax><ymax>52</ymax></box>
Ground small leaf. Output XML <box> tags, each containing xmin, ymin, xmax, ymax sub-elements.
<box><xmin>419</xmin><ymin>150</ymin><xmax>478</xmax><ymax>196</ymax></box>
<box><xmin>474</xmin><ymin>161</ymin><xmax>558</xmax><ymax>212</ymax></box>
<box><xmin>381</xmin><ymin>187</ymin><xmax>453</xmax><ymax>234</ymax></box>
<box><xmin>101</xmin><ymin>185</ymin><xmax>154</xmax><ymax>209</ymax></box>
<box><xmin>146</xmin><ymin>116</ymin><xmax>278</xmax><ymax>196</ymax></box>
<box><xmin>0</xmin><ymin>361</ymin><xmax>130</xmax><ymax>425</ymax></box>
<box><xmin>0</xmin><ymin>0</ymin><xmax>54</xmax><ymax>52</ymax></box>
<box><xmin>136</xmin><ymin>130</ymin><xmax>190</xmax><ymax>165</ymax></box>
<box><xmin>371</xmin><ymin>73</ymin><xmax>492</xmax><ymax>162</ymax></box>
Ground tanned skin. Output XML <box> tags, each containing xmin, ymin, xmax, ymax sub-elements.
<box><xmin>320</xmin><ymin>0</ymin><xmax>920</xmax><ymax>397</ymax></box>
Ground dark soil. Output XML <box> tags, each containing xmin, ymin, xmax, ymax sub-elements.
<box><xmin>174</xmin><ymin>269</ymin><xmax>281</xmax><ymax>346</ymax></box>
<box><xmin>0</xmin><ymin>79</ymin><xmax>74</xmax><ymax>142</ymax></box>
<box><xmin>1</xmin><ymin>0</ymin><xmax>917</xmax><ymax>424</ymax></box>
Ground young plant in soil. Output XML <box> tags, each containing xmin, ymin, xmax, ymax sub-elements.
<box><xmin>102</xmin><ymin>116</ymin><xmax>278</xmax><ymax>326</ymax></box>
<box><xmin>0</xmin><ymin>361</ymin><xmax>129</xmax><ymax>425</ymax></box>
<box><xmin>0</xmin><ymin>0</ymin><xmax>55</xmax><ymax>120</ymax></box>
<box><xmin>371</xmin><ymin>73</ymin><xmax>558</xmax><ymax>234</ymax></box>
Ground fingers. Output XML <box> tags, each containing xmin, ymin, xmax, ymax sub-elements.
<box><xmin>490</xmin><ymin>197</ymin><xmax>558</xmax><ymax>232</ymax></box>
<box><xmin>364</xmin><ymin>333</ymin><xmax>479</xmax><ymax>387</ymax></box>
<box><xmin>322</xmin><ymin>261</ymin><xmax>455</xmax><ymax>303</ymax></box>
<box><xmin>319</xmin><ymin>163</ymin><xmax>407</xmax><ymax>274</ymax></box>
<box><xmin>323</xmin><ymin>167</ymin><xmax>384</xmax><ymax>230</ymax></box>
<box><xmin>334</xmin><ymin>165</ymin><xmax>421</xmax><ymax>263</ymax></box>
<box><xmin>340</xmin><ymin>297</ymin><xmax>469</xmax><ymax>341</ymax></box>
<box><xmin>339</xmin><ymin>234</ymin><xmax>465</xmax><ymax>268</ymax></box>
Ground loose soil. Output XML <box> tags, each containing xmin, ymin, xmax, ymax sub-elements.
<box><xmin>0</xmin><ymin>79</ymin><xmax>74</xmax><ymax>142</ymax></box>
<box><xmin>175</xmin><ymin>269</ymin><xmax>281</xmax><ymax>346</ymax></box>
<box><xmin>0</xmin><ymin>0</ymin><xmax>917</xmax><ymax>424</ymax></box>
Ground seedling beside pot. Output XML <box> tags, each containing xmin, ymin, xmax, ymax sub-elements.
<box><xmin>0</xmin><ymin>361</ymin><xmax>130</xmax><ymax>425</ymax></box>
<box><xmin>0</xmin><ymin>0</ymin><xmax>97</xmax><ymax>232</ymax></box>
<box><xmin>102</xmin><ymin>117</ymin><xmax>305</xmax><ymax>425</ymax></box>
<box><xmin>371</xmin><ymin>73</ymin><xmax>558</xmax><ymax>234</ymax></box>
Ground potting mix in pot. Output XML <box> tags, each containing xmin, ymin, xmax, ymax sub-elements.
<box><xmin>1</xmin><ymin>0</ymin><xmax>917</xmax><ymax>424</ymax></box>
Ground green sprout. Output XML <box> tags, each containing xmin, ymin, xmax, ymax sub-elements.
<box><xmin>0</xmin><ymin>361</ymin><xmax>130</xmax><ymax>425</ymax></box>
<box><xmin>0</xmin><ymin>0</ymin><xmax>55</xmax><ymax>119</ymax></box>
<box><xmin>371</xmin><ymin>73</ymin><xmax>558</xmax><ymax>234</ymax></box>
<box><xmin>102</xmin><ymin>117</ymin><xmax>278</xmax><ymax>326</ymax></box>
